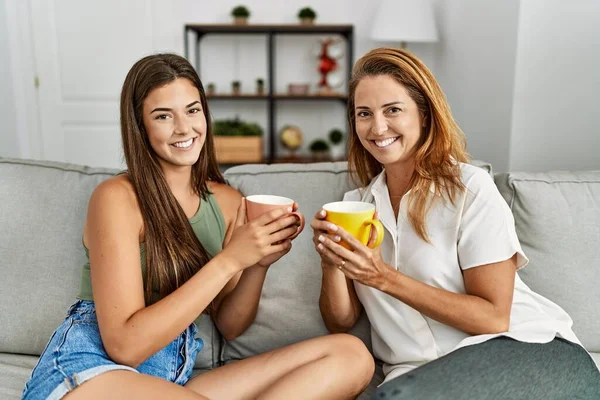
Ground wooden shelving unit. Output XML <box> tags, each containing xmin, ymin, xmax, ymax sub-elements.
<box><xmin>205</xmin><ymin>94</ymin><xmax>348</xmax><ymax>101</ymax></box>
<box><xmin>184</xmin><ymin>23</ymin><xmax>354</xmax><ymax>164</ymax></box>
<box><xmin>218</xmin><ymin>154</ymin><xmax>343</xmax><ymax>171</ymax></box>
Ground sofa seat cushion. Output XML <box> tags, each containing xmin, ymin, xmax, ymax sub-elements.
<box><xmin>495</xmin><ymin>171</ymin><xmax>600</xmax><ymax>352</ymax></box>
<box><xmin>0</xmin><ymin>353</ymin><xmax>38</xmax><ymax>400</ymax></box>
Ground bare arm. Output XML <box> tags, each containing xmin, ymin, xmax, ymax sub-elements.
<box><xmin>377</xmin><ymin>256</ymin><xmax>517</xmax><ymax>335</ymax></box>
<box><xmin>207</xmin><ymin>184</ymin><xmax>300</xmax><ymax>340</ymax></box>
<box><xmin>319</xmin><ymin>262</ymin><xmax>363</xmax><ymax>333</ymax></box>
<box><xmin>87</xmin><ymin>178</ymin><xmax>292</xmax><ymax>367</ymax></box>
<box><xmin>312</xmin><ymin>210</ymin><xmax>363</xmax><ymax>333</ymax></box>
<box><xmin>212</xmin><ymin>265</ymin><xmax>270</xmax><ymax>340</ymax></box>
<box><xmin>318</xmin><ymin>226</ymin><xmax>517</xmax><ymax>336</ymax></box>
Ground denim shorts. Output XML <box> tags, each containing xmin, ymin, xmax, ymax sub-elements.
<box><xmin>22</xmin><ymin>300</ymin><xmax>204</xmax><ymax>400</ymax></box>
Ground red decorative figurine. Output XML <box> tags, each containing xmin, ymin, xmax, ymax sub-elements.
<box><xmin>317</xmin><ymin>38</ymin><xmax>340</xmax><ymax>94</ymax></box>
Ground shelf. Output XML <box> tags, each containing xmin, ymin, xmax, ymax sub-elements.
<box><xmin>207</xmin><ymin>93</ymin><xmax>347</xmax><ymax>101</ymax></box>
<box><xmin>207</xmin><ymin>94</ymin><xmax>268</xmax><ymax>100</ymax></box>
<box><xmin>274</xmin><ymin>93</ymin><xmax>347</xmax><ymax>101</ymax></box>
<box><xmin>271</xmin><ymin>155</ymin><xmax>346</xmax><ymax>164</ymax></box>
<box><xmin>185</xmin><ymin>24</ymin><xmax>353</xmax><ymax>36</ymax></box>
<box><xmin>219</xmin><ymin>155</ymin><xmax>346</xmax><ymax>167</ymax></box>
<box><xmin>185</xmin><ymin>23</ymin><xmax>354</xmax><ymax>164</ymax></box>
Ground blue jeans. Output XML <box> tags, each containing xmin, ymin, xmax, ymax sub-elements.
<box><xmin>22</xmin><ymin>300</ymin><xmax>203</xmax><ymax>400</ymax></box>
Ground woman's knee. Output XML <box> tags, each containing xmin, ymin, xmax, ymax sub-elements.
<box><xmin>328</xmin><ymin>333</ymin><xmax>375</xmax><ymax>384</ymax></box>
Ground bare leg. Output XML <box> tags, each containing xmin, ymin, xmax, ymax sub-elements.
<box><xmin>63</xmin><ymin>370</ymin><xmax>208</xmax><ymax>400</ymax></box>
<box><xmin>185</xmin><ymin>333</ymin><xmax>374</xmax><ymax>400</ymax></box>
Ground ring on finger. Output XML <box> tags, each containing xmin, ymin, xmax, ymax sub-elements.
<box><xmin>338</xmin><ymin>260</ymin><xmax>345</xmax><ymax>270</ymax></box>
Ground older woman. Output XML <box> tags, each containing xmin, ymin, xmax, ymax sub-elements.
<box><xmin>312</xmin><ymin>47</ymin><xmax>600</xmax><ymax>399</ymax></box>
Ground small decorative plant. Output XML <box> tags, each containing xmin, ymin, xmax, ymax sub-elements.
<box><xmin>328</xmin><ymin>128</ymin><xmax>345</xmax><ymax>159</ymax></box>
<box><xmin>206</xmin><ymin>83</ymin><xmax>216</xmax><ymax>96</ymax></box>
<box><xmin>328</xmin><ymin>128</ymin><xmax>343</xmax><ymax>145</ymax></box>
<box><xmin>309</xmin><ymin>138</ymin><xmax>330</xmax><ymax>160</ymax></box>
<box><xmin>231</xmin><ymin>80</ymin><xmax>241</xmax><ymax>95</ymax></box>
<box><xmin>213</xmin><ymin>118</ymin><xmax>263</xmax><ymax>164</ymax></box>
<box><xmin>298</xmin><ymin>7</ymin><xmax>317</xmax><ymax>25</ymax></box>
<box><xmin>231</xmin><ymin>5</ymin><xmax>250</xmax><ymax>25</ymax></box>
<box><xmin>256</xmin><ymin>78</ymin><xmax>265</xmax><ymax>95</ymax></box>
<box><xmin>213</xmin><ymin>118</ymin><xmax>263</xmax><ymax>136</ymax></box>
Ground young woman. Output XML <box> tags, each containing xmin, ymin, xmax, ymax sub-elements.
<box><xmin>312</xmin><ymin>47</ymin><xmax>600</xmax><ymax>399</ymax></box>
<box><xmin>22</xmin><ymin>53</ymin><xmax>374</xmax><ymax>400</ymax></box>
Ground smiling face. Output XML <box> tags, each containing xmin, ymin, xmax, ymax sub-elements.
<box><xmin>353</xmin><ymin>75</ymin><xmax>423</xmax><ymax>168</ymax></box>
<box><xmin>142</xmin><ymin>77</ymin><xmax>207</xmax><ymax>172</ymax></box>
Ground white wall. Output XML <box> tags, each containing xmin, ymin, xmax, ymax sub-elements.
<box><xmin>0</xmin><ymin>0</ymin><xmax>19</xmax><ymax>158</ymax></box>
<box><xmin>432</xmin><ymin>0</ymin><xmax>520</xmax><ymax>172</ymax></box>
<box><xmin>4</xmin><ymin>0</ymin><xmax>599</xmax><ymax>171</ymax></box>
<box><xmin>509</xmin><ymin>0</ymin><xmax>600</xmax><ymax>172</ymax></box>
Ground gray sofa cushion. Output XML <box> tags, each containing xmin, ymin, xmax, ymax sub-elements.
<box><xmin>0</xmin><ymin>158</ymin><xmax>116</xmax><ymax>356</ymax></box>
<box><xmin>0</xmin><ymin>158</ymin><xmax>219</xmax><ymax>370</ymax></box>
<box><xmin>0</xmin><ymin>353</ymin><xmax>38</xmax><ymax>400</ymax></box>
<box><xmin>223</xmin><ymin>162</ymin><xmax>370</xmax><ymax>362</ymax></box>
<box><xmin>222</xmin><ymin>160</ymin><xmax>492</xmax><ymax>363</ymax></box>
<box><xmin>495</xmin><ymin>171</ymin><xmax>600</xmax><ymax>352</ymax></box>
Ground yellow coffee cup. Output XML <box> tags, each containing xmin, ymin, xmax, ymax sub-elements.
<box><xmin>322</xmin><ymin>201</ymin><xmax>384</xmax><ymax>249</ymax></box>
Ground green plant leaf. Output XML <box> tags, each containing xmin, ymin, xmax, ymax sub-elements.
<box><xmin>231</xmin><ymin>5</ymin><xmax>250</xmax><ymax>17</ymax></box>
<box><xmin>309</xmin><ymin>138</ymin><xmax>330</xmax><ymax>152</ymax></box>
<box><xmin>328</xmin><ymin>129</ymin><xmax>344</xmax><ymax>144</ymax></box>
<box><xmin>298</xmin><ymin>7</ymin><xmax>317</xmax><ymax>19</ymax></box>
<box><xmin>213</xmin><ymin>118</ymin><xmax>263</xmax><ymax>136</ymax></box>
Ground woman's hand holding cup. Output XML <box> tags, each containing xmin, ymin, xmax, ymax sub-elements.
<box><xmin>221</xmin><ymin>197</ymin><xmax>303</xmax><ymax>272</ymax></box>
<box><xmin>312</xmin><ymin>201</ymin><xmax>386</xmax><ymax>285</ymax></box>
<box><xmin>311</xmin><ymin>209</ymin><xmax>344</xmax><ymax>269</ymax></box>
<box><xmin>245</xmin><ymin>195</ymin><xmax>305</xmax><ymax>240</ymax></box>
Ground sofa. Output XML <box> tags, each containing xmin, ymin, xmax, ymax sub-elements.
<box><xmin>1</xmin><ymin>157</ymin><xmax>598</xmax><ymax>399</ymax></box>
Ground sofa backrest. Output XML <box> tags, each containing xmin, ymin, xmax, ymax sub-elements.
<box><xmin>223</xmin><ymin>162</ymin><xmax>368</xmax><ymax>361</ymax></box>
<box><xmin>0</xmin><ymin>158</ymin><xmax>116</xmax><ymax>357</ymax></box>
<box><xmin>0</xmin><ymin>158</ymin><xmax>220</xmax><ymax>371</ymax></box>
<box><xmin>0</xmin><ymin>156</ymin><xmax>506</xmax><ymax>368</ymax></box>
<box><xmin>495</xmin><ymin>171</ymin><xmax>600</xmax><ymax>352</ymax></box>
<box><xmin>221</xmin><ymin>160</ymin><xmax>493</xmax><ymax>363</ymax></box>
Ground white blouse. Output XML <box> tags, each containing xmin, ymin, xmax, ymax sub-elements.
<box><xmin>343</xmin><ymin>163</ymin><xmax>581</xmax><ymax>384</ymax></box>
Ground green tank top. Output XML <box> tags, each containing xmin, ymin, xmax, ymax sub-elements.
<box><xmin>77</xmin><ymin>192</ymin><xmax>226</xmax><ymax>301</ymax></box>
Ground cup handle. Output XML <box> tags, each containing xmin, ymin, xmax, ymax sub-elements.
<box><xmin>289</xmin><ymin>211</ymin><xmax>305</xmax><ymax>239</ymax></box>
<box><xmin>365</xmin><ymin>219</ymin><xmax>384</xmax><ymax>249</ymax></box>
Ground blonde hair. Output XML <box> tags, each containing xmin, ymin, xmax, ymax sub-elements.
<box><xmin>347</xmin><ymin>47</ymin><xmax>470</xmax><ymax>242</ymax></box>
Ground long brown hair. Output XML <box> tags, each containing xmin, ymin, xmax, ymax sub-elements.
<box><xmin>120</xmin><ymin>53</ymin><xmax>225</xmax><ymax>303</ymax></box>
<box><xmin>348</xmin><ymin>47</ymin><xmax>469</xmax><ymax>242</ymax></box>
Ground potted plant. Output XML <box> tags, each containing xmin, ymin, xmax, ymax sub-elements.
<box><xmin>213</xmin><ymin>118</ymin><xmax>263</xmax><ymax>163</ymax></box>
<box><xmin>256</xmin><ymin>78</ymin><xmax>265</xmax><ymax>95</ymax></box>
<box><xmin>206</xmin><ymin>83</ymin><xmax>216</xmax><ymax>96</ymax></box>
<box><xmin>297</xmin><ymin>7</ymin><xmax>317</xmax><ymax>25</ymax></box>
<box><xmin>231</xmin><ymin>80</ymin><xmax>241</xmax><ymax>95</ymax></box>
<box><xmin>328</xmin><ymin>128</ymin><xmax>345</xmax><ymax>159</ymax></box>
<box><xmin>309</xmin><ymin>138</ymin><xmax>330</xmax><ymax>161</ymax></box>
<box><xmin>231</xmin><ymin>5</ymin><xmax>250</xmax><ymax>25</ymax></box>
